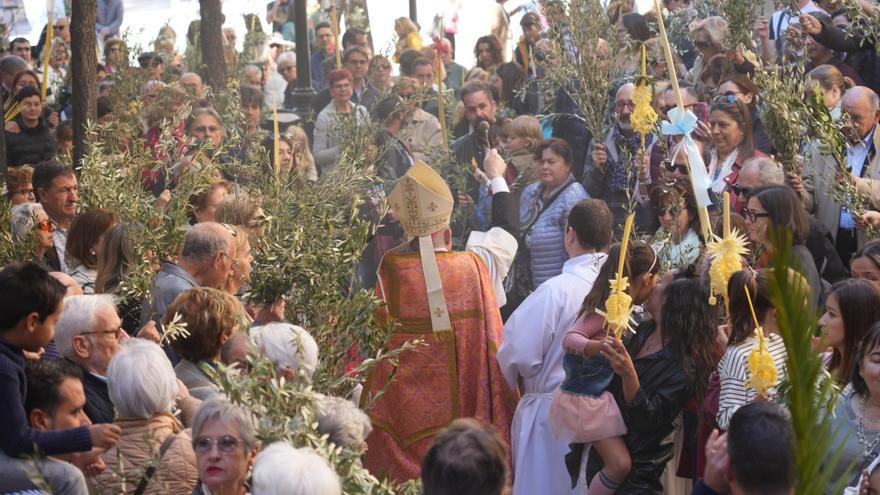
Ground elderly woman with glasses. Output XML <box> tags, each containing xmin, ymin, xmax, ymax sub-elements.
<box><xmin>190</xmin><ymin>398</ymin><xmax>259</xmax><ymax>495</ymax></box>
<box><xmin>95</xmin><ymin>339</ymin><xmax>201</xmax><ymax>495</ymax></box>
<box><xmin>686</xmin><ymin>16</ymin><xmax>728</xmax><ymax>86</ymax></box>
<box><xmin>11</xmin><ymin>202</ymin><xmax>61</xmax><ymax>271</ymax></box>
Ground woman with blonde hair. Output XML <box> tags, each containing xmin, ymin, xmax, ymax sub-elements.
<box><xmin>686</xmin><ymin>16</ymin><xmax>728</xmax><ymax>85</ymax></box>
<box><xmin>284</xmin><ymin>124</ymin><xmax>318</xmax><ymax>181</ymax></box>
<box><xmin>368</xmin><ymin>55</ymin><xmax>393</xmax><ymax>94</ymax></box>
<box><xmin>222</xmin><ymin>225</ymin><xmax>254</xmax><ymax>299</ymax></box>
<box><xmin>806</xmin><ymin>64</ymin><xmax>855</xmax><ymax>120</ymax></box>
<box><xmin>394</xmin><ymin>17</ymin><xmax>422</xmax><ymax>61</ymax></box>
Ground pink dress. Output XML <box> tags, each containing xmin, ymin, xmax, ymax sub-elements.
<box><xmin>548</xmin><ymin>313</ymin><xmax>627</xmax><ymax>442</ymax></box>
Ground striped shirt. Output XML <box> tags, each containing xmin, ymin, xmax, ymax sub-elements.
<box><xmin>716</xmin><ymin>333</ymin><xmax>788</xmax><ymax>430</ymax></box>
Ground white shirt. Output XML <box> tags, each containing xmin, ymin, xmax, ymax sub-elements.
<box><xmin>465</xmin><ymin>177</ymin><xmax>518</xmax><ymax>307</ymax></box>
<box><xmin>716</xmin><ymin>333</ymin><xmax>788</xmax><ymax>430</ymax></box>
<box><xmin>497</xmin><ymin>252</ymin><xmax>608</xmax><ymax>495</ymax></box>
<box><xmin>770</xmin><ymin>1</ymin><xmax>827</xmax><ymax>40</ymax></box>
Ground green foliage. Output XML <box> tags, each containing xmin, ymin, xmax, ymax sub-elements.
<box><xmin>767</xmin><ymin>229</ymin><xmax>850</xmax><ymax>495</ymax></box>
<box><xmin>839</xmin><ymin>0</ymin><xmax>880</xmax><ymax>53</ymax></box>
<box><xmin>703</xmin><ymin>0</ymin><xmax>760</xmax><ymax>50</ymax></box>
<box><xmin>753</xmin><ymin>63</ymin><xmax>807</xmax><ymax>175</ymax></box>
<box><xmin>802</xmin><ymin>88</ymin><xmax>873</xmax><ymax>238</ymax></box>
<box><xmin>0</xmin><ymin>192</ymin><xmax>37</xmax><ymax>267</ymax></box>
<box><xmin>209</xmin><ymin>348</ymin><xmax>424</xmax><ymax>495</ymax></box>
<box><xmin>543</xmin><ymin>0</ymin><xmax>619</xmax><ymax>140</ymax></box>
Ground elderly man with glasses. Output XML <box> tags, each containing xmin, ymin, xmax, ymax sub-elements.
<box><xmin>583</xmin><ymin>82</ymin><xmax>657</xmax><ymax>233</ymax></box>
<box><xmin>734</xmin><ymin>156</ymin><xmax>848</xmax><ymax>283</ymax></box>
<box><xmin>52</xmin><ymin>294</ymin><xmax>127</xmax><ymax>425</ymax></box>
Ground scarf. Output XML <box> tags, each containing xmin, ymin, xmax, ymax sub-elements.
<box><xmin>708</xmin><ymin>148</ymin><xmax>738</xmax><ymax>193</ymax></box>
<box><xmin>610</xmin><ymin>125</ymin><xmax>646</xmax><ymax>192</ymax></box>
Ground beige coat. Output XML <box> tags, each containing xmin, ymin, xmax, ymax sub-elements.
<box><xmin>804</xmin><ymin>125</ymin><xmax>880</xmax><ymax>248</ymax></box>
<box><xmin>400</xmin><ymin>108</ymin><xmax>444</xmax><ymax>163</ymax></box>
<box><xmin>94</xmin><ymin>414</ymin><xmax>198</xmax><ymax>495</ymax></box>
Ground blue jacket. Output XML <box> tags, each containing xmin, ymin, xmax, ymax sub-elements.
<box><xmin>0</xmin><ymin>340</ymin><xmax>92</xmax><ymax>457</ymax></box>
<box><xmin>519</xmin><ymin>177</ymin><xmax>589</xmax><ymax>288</ymax></box>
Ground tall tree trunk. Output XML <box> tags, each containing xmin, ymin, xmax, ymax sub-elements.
<box><xmin>200</xmin><ymin>0</ymin><xmax>227</xmax><ymax>91</ymax></box>
<box><xmin>71</xmin><ymin>0</ymin><xmax>97</xmax><ymax>169</ymax></box>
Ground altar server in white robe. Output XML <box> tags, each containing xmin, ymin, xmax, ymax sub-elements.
<box><xmin>497</xmin><ymin>198</ymin><xmax>612</xmax><ymax>495</ymax></box>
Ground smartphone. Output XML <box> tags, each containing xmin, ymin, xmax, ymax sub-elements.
<box><xmin>691</xmin><ymin>102</ymin><xmax>710</xmax><ymax>125</ymax></box>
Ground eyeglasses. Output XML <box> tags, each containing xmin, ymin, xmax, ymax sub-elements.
<box><xmin>731</xmin><ymin>183</ymin><xmax>753</xmax><ymax>198</ymax></box>
<box><xmin>615</xmin><ymin>100</ymin><xmax>636</xmax><ymax>110</ymax></box>
<box><xmin>81</xmin><ymin>327</ymin><xmax>124</xmax><ymax>339</ymax></box>
<box><xmin>694</xmin><ymin>40</ymin><xmax>712</xmax><ymax>49</ymax></box>
<box><xmin>36</xmin><ymin>219</ymin><xmax>54</xmax><ymax>233</ymax></box>
<box><xmin>663</xmin><ymin>161</ymin><xmax>688</xmax><ymax>174</ymax></box>
<box><xmin>14</xmin><ymin>188</ymin><xmax>34</xmax><ymax>197</ymax></box>
<box><xmin>742</xmin><ymin>208</ymin><xmax>770</xmax><ymax>223</ymax></box>
<box><xmin>194</xmin><ymin>435</ymin><xmax>242</xmax><ymax>455</ymax></box>
<box><xmin>54</xmin><ymin>24</ymin><xmax>67</xmax><ymax>30</ymax></box>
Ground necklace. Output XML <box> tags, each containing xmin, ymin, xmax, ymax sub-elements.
<box><xmin>858</xmin><ymin>394</ymin><xmax>880</xmax><ymax>458</ymax></box>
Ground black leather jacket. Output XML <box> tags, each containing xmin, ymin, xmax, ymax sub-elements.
<box><xmin>582</xmin><ymin>321</ymin><xmax>694</xmax><ymax>493</ymax></box>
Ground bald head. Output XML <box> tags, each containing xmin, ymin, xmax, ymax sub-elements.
<box><xmin>843</xmin><ymin>86</ymin><xmax>880</xmax><ymax>140</ymax></box>
<box><xmin>179</xmin><ymin>72</ymin><xmax>204</xmax><ymax>97</ymax></box>
<box><xmin>734</xmin><ymin>157</ymin><xmax>784</xmax><ymax>211</ymax></box>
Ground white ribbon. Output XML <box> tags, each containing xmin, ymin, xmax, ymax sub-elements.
<box><xmin>661</xmin><ymin>107</ymin><xmax>713</xmax><ymax>208</ymax></box>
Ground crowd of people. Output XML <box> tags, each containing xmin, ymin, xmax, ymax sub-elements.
<box><xmin>2</xmin><ymin>0</ymin><xmax>880</xmax><ymax>493</ymax></box>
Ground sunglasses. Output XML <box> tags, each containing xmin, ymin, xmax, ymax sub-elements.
<box><xmin>742</xmin><ymin>208</ymin><xmax>770</xmax><ymax>223</ymax></box>
<box><xmin>663</xmin><ymin>161</ymin><xmax>688</xmax><ymax>174</ymax></box>
<box><xmin>36</xmin><ymin>219</ymin><xmax>54</xmax><ymax>233</ymax></box>
<box><xmin>194</xmin><ymin>435</ymin><xmax>242</xmax><ymax>455</ymax></box>
<box><xmin>712</xmin><ymin>94</ymin><xmax>740</xmax><ymax>106</ymax></box>
<box><xmin>694</xmin><ymin>40</ymin><xmax>712</xmax><ymax>49</ymax></box>
<box><xmin>731</xmin><ymin>183</ymin><xmax>753</xmax><ymax>198</ymax></box>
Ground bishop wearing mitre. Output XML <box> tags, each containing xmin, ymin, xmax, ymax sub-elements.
<box><xmin>362</xmin><ymin>151</ymin><xmax>520</xmax><ymax>482</ymax></box>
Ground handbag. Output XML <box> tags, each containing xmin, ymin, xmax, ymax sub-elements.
<box><xmin>503</xmin><ymin>179</ymin><xmax>575</xmax><ymax>310</ymax></box>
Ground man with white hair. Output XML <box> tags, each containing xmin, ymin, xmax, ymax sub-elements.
<box><xmin>141</xmin><ymin>222</ymin><xmax>237</xmax><ymax>331</ymax></box>
<box><xmin>252</xmin><ymin>442</ymin><xmax>342</xmax><ymax>495</ymax></box>
<box><xmin>277</xmin><ymin>52</ymin><xmax>298</xmax><ymax>110</ymax></box>
<box><xmin>735</xmin><ymin>156</ymin><xmax>848</xmax><ymax>283</ymax></box>
<box><xmin>316</xmin><ymin>395</ymin><xmax>372</xmax><ymax>456</ymax></box>
<box><xmin>805</xmin><ymin>86</ymin><xmax>880</xmax><ymax>264</ymax></box>
<box><xmin>179</xmin><ymin>72</ymin><xmax>205</xmax><ymax>100</ymax></box>
<box><xmin>250</xmin><ymin>322</ymin><xmax>319</xmax><ymax>380</ymax></box>
<box><xmin>53</xmin><ymin>294</ymin><xmax>125</xmax><ymax>425</ymax></box>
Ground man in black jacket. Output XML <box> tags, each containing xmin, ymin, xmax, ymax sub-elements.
<box><xmin>52</xmin><ymin>294</ymin><xmax>123</xmax><ymax>425</ymax></box>
<box><xmin>801</xmin><ymin>12</ymin><xmax>880</xmax><ymax>94</ymax></box>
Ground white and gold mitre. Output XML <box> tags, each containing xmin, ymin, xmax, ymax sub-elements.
<box><xmin>387</xmin><ymin>161</ymin><xmax>454</xmax><ymax>333</ymax></box>
<box><xmin>389</xmin><ymin>161</ymin><xmax>454</xmax><ymax>238</ymax></box>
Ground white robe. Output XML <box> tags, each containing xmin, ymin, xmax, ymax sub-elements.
<box><xmin>497</xmin><ymin>252</ymin><xmax>608</xmax><ymax>495</ymax></box>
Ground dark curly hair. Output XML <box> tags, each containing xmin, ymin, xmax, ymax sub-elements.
<box><xmin>662</xmin><ymin>267</ymin><xmax>719</xmax><ymax>401</ymax></box>
<box><xmin>473</xmin><ymin>35</ymin><xmax>503</xmax><ymax>70</ymax></box>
